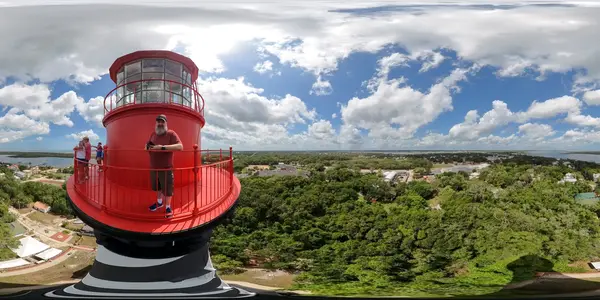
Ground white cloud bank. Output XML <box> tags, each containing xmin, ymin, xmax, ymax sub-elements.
<box><xmin>1</xmin><ymin>1</ymin><xmax>600</xmax><ymax>149</ymax></box>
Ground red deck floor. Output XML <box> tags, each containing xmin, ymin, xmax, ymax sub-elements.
<box><xmin>66</xmin><ymin>167</ymin><xmax>240</xmax><ymax>234</ymax></box>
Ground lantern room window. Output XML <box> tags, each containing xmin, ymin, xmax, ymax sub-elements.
<box><xmin>114</xmin><ymin>58</ymin><xmax>194</xmax><ymax>108</ymax></box>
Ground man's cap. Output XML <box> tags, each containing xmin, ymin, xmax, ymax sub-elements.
<box><xmin>156</xmin><ymin>114</ymin><xmax>167</xmax><ymax>122</ymax></box>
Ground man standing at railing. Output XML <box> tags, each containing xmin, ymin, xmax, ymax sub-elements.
<box><xmin>83</xmin><ymin>136</ymin><xmax>92</xmax><ymax>180</ymax></box>
<box><xmin>146</xmin><ymin>114</ymin><xmax>183</xmax><ymax>218</ymax></box>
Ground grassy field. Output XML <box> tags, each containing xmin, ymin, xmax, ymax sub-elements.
<box><xmin>74</xmin><ymin>236</ymin><xmax>97</xmax><ymax>248</ymax></box>
<box><xmin>17</xmin><ymin>207</ymin><xmax>32</xmax><ymax>214</ymax></box>
<box><xmin>63</xmin><ymin>223</ymin><xmax>84</xmax><ymax>232</ymax></box>
<box><xmin>220</xmin><ymin>269</ymin><xmax>296</xmax><ymax>289</ymax></box>
<box><xmin>0</xmin><ymin>251</ymin><xmax>95</xmax><ymax>288</ymax></box>
<box><xmin>27</xmin><ymin>211</ymin><xmax>60</xmax><ymax>225</ymax></box>
<box><xmin>432</xmin><ymin>163</ymin><xmax>454</xmax><ymax>168</ymax></box>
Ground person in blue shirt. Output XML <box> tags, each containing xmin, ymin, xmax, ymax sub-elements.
<box><xmin>92</xmin><ymin>142</ymin><xmax>104</xmax><ymax>172</ymax></box>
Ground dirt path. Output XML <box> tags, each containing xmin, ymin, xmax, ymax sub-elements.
<box><xmin>24</xmin><ymin>177</ymin><xmax>65</xmax><ymax>184</ymax></box>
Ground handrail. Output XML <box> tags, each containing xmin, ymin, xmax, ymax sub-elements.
<box><xmin>103</xmin><ymin>78</ymin><xmax>206</xmax><ymax>116</ymax></box>
<box><xmin>71</xmin><ymin>146</ymin><xmax>234</xmax><ymax>221</ymax></box>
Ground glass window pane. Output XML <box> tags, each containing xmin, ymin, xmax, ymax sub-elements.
<box><xmin>117</xmin><ymin>86</ymin><xmax>124</xmax><ymax>104</ymax></box>
<box><xmin>142</xmin><ymin>90</ymin><xmax>165</xmax><ymax>103</ymax></box>
<box><xmin>125</xmin><ymin>74</ymin><xmax>142</xmax><ymax>93</ymax></box>
<box><xmin>165</xmin><ymin>60</ymin><xmax>182</xmax><ymax>76</ymax></box>
<box><xmin>117</xmin><ymin>71</ymin><xmax>124</xmax><ymax>85</ymax></box>
<box><xmin>124</xmin><ymin>91</ymin><xmax>141</xmax><ymax>104</ymax></box>
<box><xmin>167</xmin><ymin>92</ymin><xmax>183</xmax><ymax>105</ymax></box>
<box><xmin>182</xmin><ymin>70</ymin><xmax>189</xmax><ymax>84</ymax></box>
<box><xmin>183</xmin><ymin>87</ymin><xmax>191</xmax><ymax>102</ymax></box>
<box><xmin>142</xmin><ymin>73</ymin><xmax>163</xmax><ymax>90</ymax></box>
<box><xmin>142</xmin><ymin>59</ymin><xmax>164</xmax><ymax>73</ymax></box>
<box><xmin>165</xmin><ymin>74</ymin><xmax>182</xmax><ymax>93</ymax></box>
<box><xmin>186</xmin><ymin>72</ymin><xmax>192</xmax><ymax>85</ymax></box>
<box><xmin>125</xmin><ymin>61</ymin><xmax>141</xmax><ymax>77</ymax></box>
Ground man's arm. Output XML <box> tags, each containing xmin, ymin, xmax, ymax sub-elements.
<box><xmin>167</xmin><ymin>131</ymin><xmax>183</xmax><ymax>151</ymax></box>
<box><xmin>163</xmin><ymin>143</ymin><xmax>183</xmax><ymax>151</ymax></box>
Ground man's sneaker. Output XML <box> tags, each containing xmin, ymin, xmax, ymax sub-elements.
<box><xmin>165</xmin><ymin>207</ymin><xmax>173</xmax><ymax>218</ymax></box>
<box><xmin>149</xmin><ymin>202</ymin><xmax>164</xmax><ymax>212</ymax></box>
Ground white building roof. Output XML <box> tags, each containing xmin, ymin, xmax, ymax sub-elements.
<box><xmin>0</xmin><ymin>258</ymin><xmax>30</xmax><ymax>270</ymax></box>
<box><xmin>591</xmin><ymin>262</ymin><xmax>600</xmax><ymax>270</ymax></box>
<box><xmin>10</xmin><ymin>236</ymin><xmax>50</xmax><ymax>258</ymax></box>
<box><xmin>383</xmin><ymin>171</ymin><xmax>397</xmax><ymax>181</ymax></box>
<box><xmin>35</xmin><ymin>248</ymin><xmax>62</xmax><ymax>260</ymax></box>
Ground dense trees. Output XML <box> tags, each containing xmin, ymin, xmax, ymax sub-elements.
<box><xmin>2</xmin><ymin>152</ymin><xmax>600</xmax><ymax>296</ymax></box>
<box><xmin>212</xmin><ymin>160</ymin><xmax>600</xmax><ymax>296</ymax></box>
<box><xmin>0</xmin><ymin>168</ymin><xmax>72</xmax><ymax>260</ymax></box>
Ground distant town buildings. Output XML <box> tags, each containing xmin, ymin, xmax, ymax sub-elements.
<box><xmin>558</xmin><ymin>173</ymin><xmax>577</xmax><ymax>184</ymax></box>
<box><xmin>14</xmin><ymin>171</ymin><xmax>26</xmax><ymax>180</ymax></box>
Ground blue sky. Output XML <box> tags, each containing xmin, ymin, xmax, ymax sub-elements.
<box><xmin>1</xmin><ymin>1</ymin><xmax>600</xmax><ymax>151</ymax></box>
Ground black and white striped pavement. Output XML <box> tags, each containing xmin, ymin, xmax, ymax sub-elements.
<box><xmin>41</xmin><ymin>240</ymin><xmax>254</xmax><ymax>299</ymax></box>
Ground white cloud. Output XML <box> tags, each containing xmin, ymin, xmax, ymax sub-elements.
<box><xmin>310</xmin><ymin>76</ymin><xmax>333</xmax><ymax>96</ymax></box>
<box><xmin>197</xmin><ymin>76</ymin><xmax>318</xmax><ymax>148</ymax></box>
<box><xmin>7</xmin><ymin>2</ymin><xmax>600</xmax><ymax>92</ymax></box>
<box><xmin>331</xmin><ymin>113</ymin><xmax>337</xmax><ymax>119</ymax></box>
<box><xmin>0</xmin><ymin>111</ymin><xmax>50</xmax><ymax>143</ymax></box>
<box><xmin>76</xmin><ymin>96</ymin><xmax>105</xmax><ymax>128</ymax></box>
<box><xmin>253</xmin><ymin>60</ymin><xmax>273</xmax><ymax>74</ymax></box>
<box><xmin>66</xmin><ymin>129</ymin><xmax>100</xmax><ymax>142</ymax></box>
<box><xmin>36</xmin><ymin>136</ymin><xmax>43</xmax><ymax>141</ymax></box>
<box><xmin>5</xmin><ymin>2</ymin><xmax>600</xmax><ymax>149</ymax></box>
<box><xmin>518</xmin><ymin>123</ymin><xmax>556</xmax><ymax>141</ymax></box>
<box><xmin>341</xmin><ymin>53</ymin><xmax>472</xmax><ymax>145</ymax></box>
<box><xmin>583</xmin><ymin>89</ymin><xmax>600</xmax><ymax>105</ymax></box>
<box><xmin>0</xmin><ymin>83</ymin><xmax>82</xmax><ymax>126</ymax></box>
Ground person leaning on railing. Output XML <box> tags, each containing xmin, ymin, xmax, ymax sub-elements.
<box><xmin>82</xmin><ymin>136</ymin><xmax>92</xmax><ymax>179</ymax></box>
<box><xmin>74</xmin><ymin>140</ymin><xmax>87</xmax><ymax>184</ymax></box>
<box><xmin>92</xmin><ymin>142</ymin><xmax>104</xmax><ymax>172</ymax></box>
<box><xmin>146</xmin><ymin>114</ymin><xmax>183</xmax><ymax>218</ymax></box>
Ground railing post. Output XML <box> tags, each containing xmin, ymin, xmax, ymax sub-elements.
<box><xmin>220</xmin><ymin>148</ymin><xmax>222</xmax><ymax>161</ymax></box>
<box><xmin>229</xmin><ymin>146</ymin><xmax>233</xmax><ymax>185</ymax></box>
<box><xmin>102</xmin><ymin>145</ymin><xmax>107</xmax><ymax>211</ymax></box>
<box><xmin>193</xmin><ymin>144</ymin><xmax>199</xmax><ymax>215</ymax></box>
<box><xmin>73</xmin><ymin>149</ymin><xmax>77</xmax><ymax>189</ymax></box>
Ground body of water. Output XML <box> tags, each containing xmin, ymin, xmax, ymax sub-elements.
<box><xmin>525</xmin><ymin>151</ymin><xmax>600</xmax><ymax>164</ymax></box>
<box><xmin>0</xmin><ymin>155</ymin><xmax>73</xmax><ymax>168</ymax></box>
<box><xmin>2</xmin><ymin>151</ymin><xmax>600</xmax><ymax>168</ymax></box>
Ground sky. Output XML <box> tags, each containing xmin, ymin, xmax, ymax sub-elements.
<box><xmin>2</xmin><ymin>1</ymin><xmax>600</xmax><ymax>151</ymax></box>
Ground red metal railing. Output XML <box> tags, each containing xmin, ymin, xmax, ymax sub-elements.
<box><xmin>71</xmin><ymin>145</ymin><xmax>234</xmax><ymax>221</ymax></box>
<box><xmin>103</xmin><ymin>78</ymin><xmax>205</xmax><ymax>116</ymax></box>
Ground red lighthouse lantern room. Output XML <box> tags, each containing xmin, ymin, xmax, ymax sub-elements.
<box><xmin>51</xmin><ymin>51</ymin><xmax>253</xmax><ymax>299</ymax></box>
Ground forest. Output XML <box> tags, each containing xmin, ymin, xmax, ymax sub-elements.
<box><xmin>0</xmin><ymin>164</ymin><xmax>72</xmax><ymax>260</ymax></box>
<box><xmin>2</xmin><ymin>153</ymin><xmax>600</xmax><ymax>296</ymax></box>
<box><xmin>211</xmin><ymin>158</ymin><xmax>600</xmax><ymax>296</ymax></box>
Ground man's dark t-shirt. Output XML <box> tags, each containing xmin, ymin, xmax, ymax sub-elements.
<box><xmin>149</xmin><ymin>130</ymin><xmax>181</xmax><ymax>169</ymax></box>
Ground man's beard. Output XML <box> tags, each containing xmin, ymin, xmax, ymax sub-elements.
<box><xmin>155</xmin><ymin>125</ymin><xmax>168</xmax><ymax>135</ymax></box>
